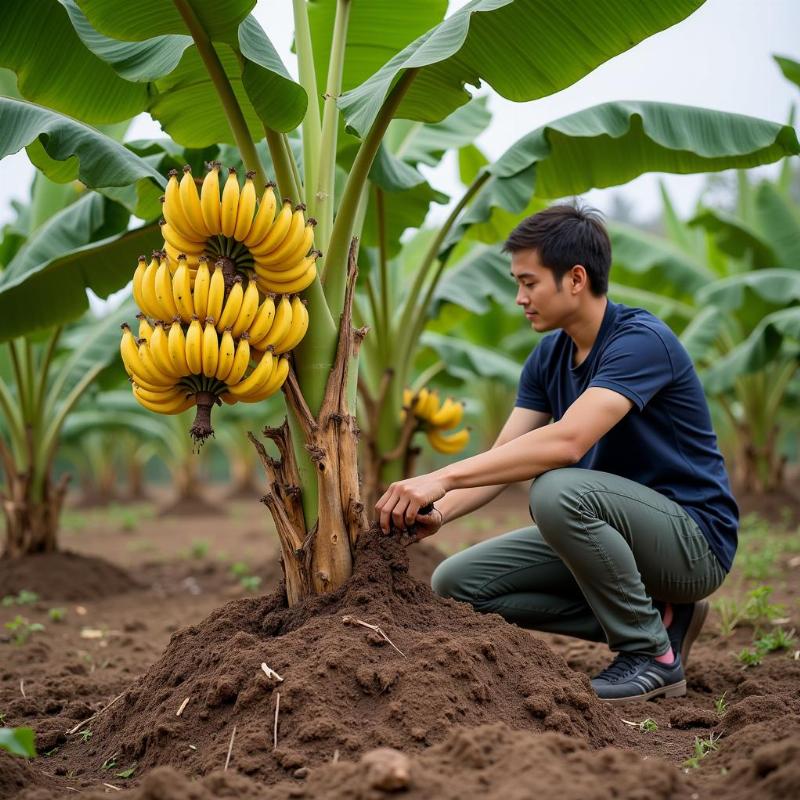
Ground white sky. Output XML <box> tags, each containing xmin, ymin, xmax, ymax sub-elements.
<box><xmin>1</xmin><ymin>0</ymin><xmax>798</xmax><ymax>230</ymax></box>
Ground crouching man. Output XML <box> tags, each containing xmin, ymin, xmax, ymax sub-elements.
<box><xmin>375</xmin><ymin>203</ymin><xmax>738</xmax><ymax>704</ymax></box>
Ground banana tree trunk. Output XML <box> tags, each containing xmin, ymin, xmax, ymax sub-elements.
<box><xmin>2</xmin><ymin>470</ymin><xmax>70</xmax><ymax>558</ymax></box>
<box><xmin>732</xmin><ymin>422</ymin><xmax>787</xmax><ymax>494</ymax></box>
<box><xmin>249</xmin><ymin>247</ymin><xmax>367</xmax><ymax>605</ymax></box>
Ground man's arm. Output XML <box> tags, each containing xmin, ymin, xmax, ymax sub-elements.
<box><xmin>377</xmin><ymin>387</ymin><xmax>635</xmax><ymax>532</ymax></box>
<box><xmin>436</xmin><ymin>406</ymin><xmax>551</xmax><ymax>525</ymax></box>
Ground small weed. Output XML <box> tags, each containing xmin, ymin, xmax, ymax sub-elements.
<box><xmin>4</xmin><ymin>616</ymin><xmax>45</xmax><ymax>645</ymax></box>
<box><xmin>682</xmin><ymin>733</ymin><xmax>719</xmax><ymax>769</ymax></box>
<box><xmin>189</xmin><ymin>539</ymin><xmax>209</xmax><ymax>559</ymax></box>
<box><xmin>737</xmin><ymin>647</ymin><xmax>763</xmax><ymax>668</ymax></box>
<box><xmin>239</xmin><ymin>575</ymin><xmax>262</xmax><ymax>592</ymax></box>
<box><xmin>2</xmin><ymin>590</ymin><xmax>39</xmax><ymax>607</ymax></box>
<box><xmin>115</xmin><ymin>763</ymin><xmax>137</xmax><ymax>779</ymax></box>
<box><xmin>43</xmin><ymin>746</ymin><xmax>60</xmax><ymax>757</ymax></box>
<box><xmin>0</xmin><ymin>712</ymin><xmax>6</xmax><ymax>724</ymax></box>
<box><xmin>738</xmin><ymin>544</ymin><xmax>779</xmax><ymax>580</ymax></box>
<box><xmin>744</xmin><ymin>586</ymin><xmax>784</xmax><ymax>627</ymax></box>
<box><xmin>100</xmin><ymin>754</ymin><xmax>118</xmax><ymax>771</ymax></box>
<box><xmin>754</xmin><ymin>627</ymin><xmax>796</xmax><ymax>653</ymax></box>
<box><xmin>714</xmin><ymin>692</ymin><xmax>728</xmax><ymax>716</ymax></box>
<box><xmin>79</xmin><ymin>729</ymin><xmax>92</xmax><ymax>743</ymax></box>
<box><xmin>48</xmin><ymin>608</ymin><xmax>66</xmax><ymax>623</ymax></box>
<box><xmin>229</xmin><ymin>561</ymin><xmax>250</xmax><ymax>578</ymax></box>
<box><xmin>640</xmin><ymin>718</ymin><xmax>658</xmax><ymax>732</ymax></box>
<box><xmin>712</xmin><ymin>597</ymin><xmax>744</xmax><ymax>636</ymax></box>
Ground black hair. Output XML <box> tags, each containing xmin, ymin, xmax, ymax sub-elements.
<box><xmin>503</xmin><ymin>201</ymin><xmax>611</xmax><ymax>296</ymax></box>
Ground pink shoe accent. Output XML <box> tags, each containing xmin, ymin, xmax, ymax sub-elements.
<box><xmin>655</xmin><ymin>646</ymin><xmax>675</xmax><ymax>665</ymax></box>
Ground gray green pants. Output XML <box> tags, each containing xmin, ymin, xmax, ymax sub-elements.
<box><xmin>431</xmin><ymin>468</ymin><xmax>727</xmax><ymax>657</ymax></box>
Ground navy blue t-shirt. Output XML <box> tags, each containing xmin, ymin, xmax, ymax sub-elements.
<box><xmin>515</xmin><ymin>299</ymin><xmax>739</xmax><ymax>572</ymax></box>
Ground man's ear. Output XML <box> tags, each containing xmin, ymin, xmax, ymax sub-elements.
<box><xmin>569</xmin><ymin>264</ymin><xmax>588</xmax><ymax>294</ymax></box>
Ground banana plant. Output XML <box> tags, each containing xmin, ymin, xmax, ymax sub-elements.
<box><xmin>1</xmin><ymin>0</ymin><xmax>799</xmax><ymax>601</ymax></box>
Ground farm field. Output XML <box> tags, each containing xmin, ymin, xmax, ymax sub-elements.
<box><xmin>2</xmin><ymin>486</ymin><xmax>798</xmax><ymax>799</ymax></box>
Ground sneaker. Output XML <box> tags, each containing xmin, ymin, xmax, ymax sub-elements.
<box><xmin>591</xmin><ymin>652</ymin><xmax>686</xmax><ymax>704</ymax></box>
<box><xmin>654</xmin><ymin>599</ymin><xmax>710</xmax><ymax>668</ymax></box>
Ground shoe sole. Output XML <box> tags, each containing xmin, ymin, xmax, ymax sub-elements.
<box><xmin>599</xmin><ymin>679</ymin><xmax>687</xmax><ymax>706</ymax></box>
<box><xmin>680</xmin><ymin>599</ymin><xmax>709</xmax><ymax>668</ymax></box>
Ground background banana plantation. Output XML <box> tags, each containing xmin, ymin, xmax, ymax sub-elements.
<box><xmin>0</xmin><ymin>0</ymin><xmax>798</xmax><ymax>591</ymax></box>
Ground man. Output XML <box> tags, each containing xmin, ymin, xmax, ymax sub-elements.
<box><xmin>375</xmin><ymin>203</ymin><xmax>738</xmax><ymax>704</ymax></box>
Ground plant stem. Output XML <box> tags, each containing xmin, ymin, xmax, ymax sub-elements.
<box><xmin>0</xmin><ymin>378</ymin><xmax>26</xmax><ymax>465</ymax></box>
<box><xmin>375</xmin><ymin>186</ymin><xmax>391</xmax><ymax>351</ymax></box>
<box><xmin>411</xmin><ymin>360</ymin><xmax>446</xmax><ymax>393</ymax></box>
<box><xmin>323</xmin><ymin>69</ymin><xmax>418</xmax><ymax>319</ymax></box>
<box><xmin>315</xmin><ymin>0</ymin><xmax>352</xmax><ymax>257</ymax></box>
<box><xmin>8</xmin><ymin>340</ymin><xmax>30</xmax><ymax>425</ymax></box>
<box><xmin>264</xmin><ymin>128</ymin><xmax>300</xmax><ymax>202</ymax></box>
<box><xmin>33</xmin><ymin>327</ymin><xmax>61</xmax><ymax>438</ymax></box>
<box><xmin>284</xmin><ymin>134</ymin><xmax>304</xmax><ymax>201</ymax></box>
<box><xmin>173</xmin><ymin>0</ymin><xmax>266</xmax><ymax>187</ymax></box>
<box><xmin>292</xmin><ymin>0</ymin><xmax>321</xmax><ymax>215</ymax></box>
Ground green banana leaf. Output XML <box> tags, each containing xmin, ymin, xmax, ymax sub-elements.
<box><xmin>688</xmin><ymin>207</ymin><xmax>778</xmax><ymax>267</ymax></box>
<box><xmin>679</xmin><ymin>306</ymin><xmax>728</xmax><ymax>362</ymax></box>
<box><xmin>697</xmin><ymin>269</ymin><xmax>800</xmax><ymax>311</ymax></box>
<box><xmin>775</xmin><ymin>55</ymin><xmax>800</xmax><ymax>91</ymax></box>
<box><xmin>445</xmin><ymin>101</ymin><xmax>800</xmax><ymax>252</ymax></box>
<box><xmin>704</xmin><ymin>307</ymin><xmax>800</xmax><ymax>393</ymax></box>
<box><xmin>420</xmin><ymin>330</ymin><xmax>521</xmax><ymax>387</ymax></box>
<box><xmin>605</xmin><ymin>284</ymin><xmax>696</xmax><ymax>327</ymax></box>
<box><xmin>0</xmin><ymin>192</ymin><xmax>159</xmax><ymax>340</ymax></box>
<box><xmin>0</xmin><ymin>728</ymin><xmax>36</xmax><ymax>758</ymax></box>
<box><xmin>339</xmin><ymin>0</ymin><xmax>705</xmax><ymax>137</ymax></box>
<box><xmin>752</xmin><ymin>181</ymin><xmax>800</xmax><ymax>268</ymax></box>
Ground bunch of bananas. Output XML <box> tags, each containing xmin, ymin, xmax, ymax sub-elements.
<box><xmin>160</xmin><ymin>164</ymin><xmax>318</xmax><ymax>295</ymax></box>
<box><xmin>401</xmin><ymin>387</ymin><xmax>470</xmax><ymax>455</ymax></box>
<box><xmin>123</xmin><ymin>250</ymin><xmax>309</xmax><ymax>445</ymax></box>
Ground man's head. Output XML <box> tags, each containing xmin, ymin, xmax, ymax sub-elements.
<box><xmin>504</xmin><ymin>202</ymin><xmax>611</xmax><ymax>332</ymax></box>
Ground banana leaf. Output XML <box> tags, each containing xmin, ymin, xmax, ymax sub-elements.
<box><xmin>420</xmin><ymin>330</ymin><xmax>521</xmax><ymax>387</ymax></box>
<box><xmin>688</xmin><ymin>207</ymin><xmax>778</xmax><ymax>267</ymax></box>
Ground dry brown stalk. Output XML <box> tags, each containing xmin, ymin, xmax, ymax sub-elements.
<box><xmin>176</xmin><ymin>697</ymin><xmax>191</xmax><ymax>716</ymax></box>
<box><xmin>224</xmin><ymin>725</ymin><xmax>237</xmax><ymax>771</ymax></box>
<box><xmin>273</xmin><ymin>692</ymin><xmax>281</xmax><ymax>750</ymax></box>
<box><xmin>342</xmin><ymin>615</ymin><xmax>406</xmax><ymax>658</ymax></box>
<box><xmin>67</xmin><ymin>691</ymin><xmax>125</xmax><ymax>735</ymax></box>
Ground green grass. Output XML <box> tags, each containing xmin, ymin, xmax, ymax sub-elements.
<box><xmin>47</xmin><ymin>608</ymin><xmax>66</xmax><ymax>623</ymax></box>
<box><xmin>2</xmin><ymin>590</ymin><xmax>39</xmax><ymax>607</ymax></box>
<box><xmin>682</xmin><ymin>733</ymin><xmax>720</xmax><ymax>769</ymax></box>
<box><xmin>4</xmin><ymin>616</ymin><xmax>45</xmax><ymax>645</ymax></box>
<box><xmin>714</xmin><ymin>692</ymin><xmax>728</xmax><ymax>716</ymax></box>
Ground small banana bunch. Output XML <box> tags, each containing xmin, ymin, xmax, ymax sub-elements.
<box><xmin>123</xmin><ymin>251</ymin><xmax>309</xmax><ymax>445</ymax></box>
<box><xmin>160</xmin><ymin>163</ymin><xmax>318</xmax><ymax>294</ymax></box>
<box><xmin>401</xmin><ymin>387</ymin><xmax>470</xmax><ymax>455</ymax></box>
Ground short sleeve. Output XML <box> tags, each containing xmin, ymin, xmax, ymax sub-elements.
<box><xmin>589</xmin><ymin>326</ymin><xmax>673</xmax><ymax>410</ymax></box>
<box><xmin>515</xmin><ymin>344</ymin><xmax>551</xmax><ymax>413</ymax></box>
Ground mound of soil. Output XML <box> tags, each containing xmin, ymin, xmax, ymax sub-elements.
<box><xmin>55</xmin><ymin>534</ymin><xmax>618</xmax><ymax>789</ymax></box>
<box><xmin>65</xmin><ymin>722</ymin><xmax>686</xmax><ymax>800</ymax></box>
<box><xmin>0</xmin><ymin>551</ymin><xmax>140</xmax><ymax>602</ymax></box>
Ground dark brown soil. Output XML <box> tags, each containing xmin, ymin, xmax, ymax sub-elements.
<box><xmin>0</xmin><ymin>551</ymin><xmax>140</xmax><ymax>602</ymax></box>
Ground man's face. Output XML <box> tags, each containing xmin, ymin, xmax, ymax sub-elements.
<box><xmin>510</xmin><ymin>249</ymin><xmax>579</xmax><ymax>332</ymax></box>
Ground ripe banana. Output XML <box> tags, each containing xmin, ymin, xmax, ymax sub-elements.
<box><xmin>193</xmin><ymin>257</ymin><xmax>211</xmax><ymax>320</ymax></box>
<box><xmin>230</xmin><ymin>278</ymin><xmax>259</xmax><ymax>339</ymax></box>
<box><xmin>246</xmin><ymin>295</ymin><xmax>276</xmax><ymax>347</ymax></box>
<box><xmin>274</xmin><ymin>296</ymin><xmax>308</xmax><ymax>354</ymax></box>
<box><xmin>430</xmin><ymin>397</ymin><xmax>465</xmax><ymax>430</ymax></box>
<box><xmin>149</xmin><ymin>322</ymin><xmax>179</xmax><ymax>377</ymax></box>
<box><xmin>224</xmin><ymin>347</ymin><xmax>275</xmax><ymax>399</ymax></box>
<box><xmin>136</xmin><ymin>312</ymin><xmax>153</xmax><ymax>341</ymax></box>
<box><xmin>133</xmin><ymin>386</ymin><xmax>195</xmax><ymax>415</ymax></box>
<box><xmin>234</xmin><ymin>171</ymin><xmax>256</xmax><ymax>242</ymax></box>
<box><xmin>236</xmin><ymin>354</ymin><xmax>290</xmax><ymax>403</ymax></box>
<box><xmin>155</xmin><ymin>259</ymin><xmax>179</xmax><ymax>321</ymax></box>
<box><xmin>200</xmin><ymin>161</ymin><xmax>222</xmax><ymax>234</ymax></box>
<box><xmin>249</xmin><ymin>200</ymin><xmax>293</xmax><ymax>257</ymax></box>
<box><xmin>163</xmin><ymin>170</ymin><xmax>197</xmax><ymax>242</ymax></box>
<box><xmin>220</xmin><ymin>168</ymin><xmax>240</xmax><ymax>238</ymax></box>
<box><xmin>120</xmin><ymin>324</ymin><xmax>152</xmax><ymax>381</ymax></box>
<box><xmin>254</xmin><ymin>216</ymin><xmax>314</xmax><ymax>268</ymax></box>
<box><xmin>185</xmin><ymin>316</ymin><xmax>203</xmax><ymax>374</ymax></box>
<box><xmin>201</xmin><ymin>317</ymin><xmax>219</xmax><ymax>378</ymax></box>
<box><xmin>171</xmin><ymin>258</ymin><xmax>194</xmax><ymax>323</ymax></box>
<box><xmin>163</xmin><ymin>242</ymin><xmax>201</xmax><ymax>273</ymax></box>
<box><xmin>133</xmin><ymin>383</ymin><xmax>185</xmax><ymax>404</ymax></box>
<box><xmin>427</xmin><ymin>427</ymin><xmax>470</xmax><ymax>455</ymax></box>
<box><xmin>132</xmin><ymin>256</ymin><xmax>147</xmax><ymax>310</ymax></box>
<box><xmin>214</xmin><ymin>328</ymin><xmax>235</xmax><ymax>382</ymax></box>
<box><xmin>225</xmin><ymin>333</ymin><xmax>251</xmax><ymax>385</ymax></box>
<box><xmin>140</xmin><ymin>254</ymin><xmax>161</xmax><ymax>319</ymax></box>
<box><xmin>138</xmin><ymin>338</ymin><xmax>176</xmax><ymax>387</ymax></box>
<box><xmin>260</xmin><ymin>294</ymin><xmax>292</xmax><ymax>348</ymax></box>
<box><xmin>255</xmin><ymin>251</ymin><xmax>318</xmax><ymax>285</ymax></box>
<box><xmin>179</xmin><ymin>165</ymin><xmax>210</xmax><ymax>238</ymax></box>
<box><xmin>216</xmin><ymin>277</ymin><xmax>244</xmax><ymax>333</ymax></box>
<box><xmin>243</xmin><ymin>183</ymin><xmax>277</xmax><ymax>248</ymax></box>
<box><xmin>256</xmin><ymin>261</ymin><xmax>317</xmax><ymax>294</ymax></box>
<box><xmin>160</xmin><ymin>221</ymin><xmax>205</xmax><ymax>255</ymax></box>
<box><xmin>167</xmin><ymin>320</ymin><xmax>191</xmax><ymax>376</ymax></box>
<box><xmin>206</xmin><ymin>262</ymin><xmax>226</xmax><ymax>323</ymax></box>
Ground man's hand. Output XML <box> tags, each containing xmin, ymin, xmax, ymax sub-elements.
<box><xmin>375</xmin><ymin>472</ymin><xmax>449</xmax><ymax>534</ymax></box>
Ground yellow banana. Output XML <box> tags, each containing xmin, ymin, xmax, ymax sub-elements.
<box><xmin>274</xmin><ymin>296</ymin><xmax>309</xmax><ymax>354</ymax></box>
<box><xmin>138</xmin><ymin>338</ymin><xmax>176</xmax><ymax>387</ymax></box>
<box><xmin>206</xmin><ymin>262</ymin><xmax>226</xmax><ymax>323</ymax></box>
<box><xmin>412</xmin><ymin>388</ymin><xmax>430</xmax><ymax>419</ymax></box>
<box><xmin>246</xmin><ymin>295</ymin><xmax>276</xmax><ymax>347</ymax></box>
<box><xmin>430</xmin><ymin>397</ymin><xmax>465</xmax><ymax>430</ymax></box>
<box><xmin>249</xmin><ymin>199</ymin><xmax>293</xmax><ymax>256</ymax></box>
<box><xmin>193</xmin><ymin>257</ymin><xmax>211</xmax><ymax>320</ymax></box>
<box><xmin>130</xmin><ymin>372</ymin><xmax>168</xmax><ymax>393</ymax></box>
<box><xmin>234</xmin><ymin>171</ymin><xmax>256</xmax><ymax>241</ymax></box>
<box><xmin>140</xmin><ymin>254</ymin><xmax>161</xmax><ymax>319</ymax></box>
<box><xmin>179</xmin><ymin>165</ymin><xmax>210</xmax><ymax>238</ymax></box>
<box><xmin>225</xmin><ymin>348</ymin><xmax>275</xmax><ymax>399</ymax></box>
<box><xmin>243</xmin><ymin>183</ymin><xmax>277</xmax><ymax>248</ymax></box>
<box><xmin>136</xmin><ymin>312</ymin><xmax>153</xmax><ymax>341</ymax></box>
<box><xmin>215</xmin><ymin>328</ymin><xmax>236</xmax><ymax>381</ymax></box>
<box><xmin>134</xmin><ymin>383</ymin><xmax>185</xmax><ymax>404</ymax></box>
<box><xmin>155</xmin><ymin>259</ymin><xmax>179</xmax><ymax>321</ymax></box>
<box><xmin>200</xmin><ymin>161</ymin><xmax>222</xmax><ymax>234</ymax></box>
<box><xmin>167</xmin><ymin>319</ymin><xmax>191</xmax><ymax>377</ymax></box>
<box><xmin>133</xmin><ymin>386</ymin><xmax>195</xmax><ymax>415</ymax></box>
<box><xmin>132</xmin><ymin>255</ymin><xmax>148</xmax><ymax>311</ymax></box>
<box><xmin>427</xmin><ymin>427</ymin><xmax>470</xmax><ymax>454</ymax></box>
<box><xmin>149</xmin><ymin>322</ymin><xmax>179</xmax><ymax>377</ymax></box>
<box><xmin>216</xmin><ymin>277</ymin><xmax>244</xmax><ymax>333</ymax></box>
<box><xmin>171</xmin><ymin>258</ymin><xmax>194</xmax><ymax>323</ymax></box>
<box><xmin>163</xmin><ymin>242</ymin><xmax>201</xmax><ymax>273</ymax></box>
<box><xmin>236</xmin><ymin>354</ymin><xmax>289</xmax><ymax>403</ymax></box>
<box><xmin>201</xmin><ymin>318</ymin><xmax>219</xmax><ymax>378</ymax></box>
<box><xmin>230</xmin><ymin>278</ymin><xmax>259</xmax><ymax>339</ymax></box>
<box><xmin>225</xmin><ymin>333</ymin><xmax>251</xmax><ymax>385</ymax></box>
<box><xmin>260</xmin><ymin>294</ymin><xmax>292</xmax><ymax>348</ymax></box>
<box><xmin>163</xmin><ymin>170</ymin><xmax>197</xmax><ymax>242</ymax></box>
<box><xmin>422</xmin><ymin>391</ymin><xmax>441</xmax><ymax>421</ymax></box>
<box><xmin>120</xmin><ymin>324</ymin><xmax>150</xmax><ymax>379</ymax></box>
<box><xmin>256</xmin><ymin>261</ymin><xmax>317</xmax><ymax>295</ymax></box>
<box><xmin>185</xmin><ymin>316</ymin><xmax>203</xmax><ymax>374</ymax></box>
<box><xmin>255</xmin><ymin>251</ymin><xmax>318</xmax><ymax>285</ymax></box>
<box><xmin>160</xmin><ymin>221</ymin><xmax>205</xmax><ymax>255</ymax></box>
<box><xmin>255</xmin><ymin>219</ymin><xmax>315</xmax><ymax>269</ymax></box>
<box><xmin>220</xmin><ymin>168</ymin><xmax>240</xmax><ymax>237</ymax></box>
